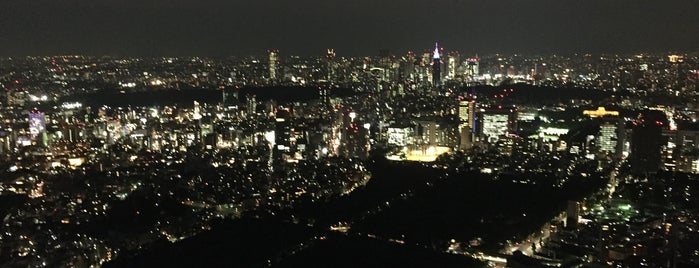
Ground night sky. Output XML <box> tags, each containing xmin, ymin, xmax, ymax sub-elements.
<box><xmin>0</xmin><ymin>0</ymin><xmax>697</xmax><ymax>56</ymax></box>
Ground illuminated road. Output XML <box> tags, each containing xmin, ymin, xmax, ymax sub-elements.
<box><xmin>497</xmin><ymin>157</ymin><xmax>627</xmax><ymax>266</ymax></box>
<box><xmin>503</xmin><ymin>213</ymin><xmax>564</xmax><ymax>256</ymax></box>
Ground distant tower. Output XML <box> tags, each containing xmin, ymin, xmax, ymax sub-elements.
<box><xmin>566</xmin><ymin>201</ymin><xmax>581</xmax><ymax>229</ymax></box>
<box><xmin>246</xmin><ymin>95</ymin><xmax>257</xmax><ymax>116</ymax></box>
<box><xmin>447</xmin><ymin>52</ymin><xmax>459</xmax><ymax>79</ymax></box>
<box><xmin>422</xmin><ymin>52</ymin><xmax>432</xmax><ymax>85</ymax></box>
<box><xmin>630</xmin><ymin>113</ymin><xmax>664</xmax><ymax>175</ymax></box>
<box><xmin>597</xmin><ymin>119</ymin><xmax>624</xmax><ymax>157</ymax></box>
<box><xmin>432</xmin><ymin>42</ymin><xmax>441</xmax><ymax>87</ymax></box>
<box><xmin>403</xmin><ymin>51</ymin><xmax>417</xmax><ymax>81</ymax></box>
<box><xmin>28</xmin><ymin>110</ymin><xmax>46</xmax><ymax>141</ymax></box>
<box><xmin>458</xmin><ymin>100</ymin><xmax>475</xmax><ymax>150</ymax></box>
<box><xmin>466</xmin><ymin>57</ymin><xmax>480</xmax><ymax>78</ymax></box>
<box><xmin>268</xmin><ymin>49</ymin><xmax>279</xmax><ymax>81</ymax></box>
<box><xmin>326</xmin><ymin>48</ymin><xmax>337</xmax><ymax>81</ymax></box>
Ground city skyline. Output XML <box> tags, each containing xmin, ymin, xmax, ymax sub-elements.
<box><xmin>0</xmin><ymin>42</ymin><xmax>697</xmax><ymax>267</ymax></box>
<box><xmin>1</xmin><ymin>0</ymin><xmax>698</xmax><ymax>56</ymax></box>
<box><xmin>1</xmin><ymin>1</ymin><xmax>699</xmax><ymax>267</ymax></box>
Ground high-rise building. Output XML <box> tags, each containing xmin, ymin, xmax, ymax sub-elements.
<box><xmin>387</xmin><ymin>126</ymin><xmax>413</xmax><ymax>147</ymax></box>
<box><xmin>597</xmin><ymin>120</ymin><xmax>623</xmax><ymax>156</ymax></box>
<box><xmin>458</xmin><ymin>101</ymin><xmax>470</xmax><ymax>125</ymax></box>
<box><xmin>432</xmin><ymin>42</ymin><xmax>441</xmax><ymax>87</ymax></box>
<box><xmin>326</xmin><ymin>48</ymin><xmax>336</xmax><ymax>81</ymax></box>
<box><xmin>402</xmin><ymin>51</ymin><xmax>417</xmax><ymax>82</ymax></box>
<box><xmin>482</xmin><ymin>114</ymin><xmax>509</xmax><ymax>142</ymax></box>
<box><xmin>268</xmin><ymin>49</ymin><xmax>279</xmax><ymax>81</ymax></box>
<box><xmin>465</xmin><ymin>57</ymin><xmax>480</xmax><ymax>78</ymax></box>
<box><xmin>342</xmin><ymin>122</ymin><xmax>370</xmax><ymax>159</ymax></box>
<box><xmin>677</xmin><ymin>130</ymin><xmax>699</xmax><ymax>173</ymax></box>
<box><xmin>274</xmin><ymin>109</ymin><xmax>293</xmax><ymax>161</ymax></box>
<box><xmin>458</xmin><ymin>100</ymin><xmax>476</xmax><ymax>150</ymax></box>
<box><xmin>630</xmin><ymin>111</ymin><xmax>666</xmax><ymax>174</ymax></box>
<box><xmin>481</xmin><ymin>108</ymin><xmax>515</xmax><ymax>143</ymax></box>
<box><xmin>566</xmin><ymin>201</ymin><xmax>581</xmax><ymax>229</ymax></box>
<box><xmin>246</xmin><ymin>95</ymin><xmax>257</xmax><ymax>116</ymax></box>
<box><xmin>28</xmin><ymin>110</ymin><xmax>46</xmax><ymax>141</ymax></box>
<box><xmin>421</xmin><ymin>52</ymin><xmax>431</xmax><ymax>85</ymax></box>
<box><xmin>415</xmin><ymin>120</ymin><xmax>459</xmax><ymax>148</ymax></box>
<box><xmin>447</xmin><ymin>52</ymin><xmax>459</xmax><ymax>79</ymax></box>
<box><xmin>458</xmin><ymin>99</ymin><xmax>476</xmax><ymax>131</ymax></box>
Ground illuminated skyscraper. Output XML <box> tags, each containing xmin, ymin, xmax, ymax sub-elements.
<box><xmin>422</xmin><ymin>52</ymin><xmax>431</xmax><ymax>85</ymax></box>
<box><xmin>274</xmin><ymin>109</ymin><xmax>293</xmax><ymax>162</ymax></box>
<box><xmin>447</xmin><ymin>52</ymin><xmax>459</xmax><ymax>79</ymax></box>
<box><xmin>458</xmin><ymin>100</ymin><xmax>476</xmax><ymax>131</ymax></box>
<box><xmin>480</xmin><ymin>108</ymin><xmax>515</xmax><ymax>144</ymax></box>
<box><xmin>28</xmin><ymin>110</ymin><xmax>46</xmax><ymax>141</ymax></box>
<box><xmin>326</xmin><ymin>48</ymin><xmax>337</xmax><ymax>81</ymax></box>
<box><xmin>482</xmin><ymin>113</ymin><xmax>509</xmax><ymax>142</ymax></box>
<box><xmin>402</xmin><ymin>51</ymin><xmax>417</xmax><ymax>81</ymax></box>
<box><xmin>566</xmin><ymin>201</ymin><xmax>581</xmax><ymax>229</ymax></box>
<box><xmin>432</xmin><ymin>42</ymin><xmax>441</xmax><ymax>87</ymax></box>
<box><xmin>458</xmin><ymin>101</ymin><xmax>470</xmax><ymax>125</ymax></box>
<box><xmin>246</xmin><ymin>95</ymin><xmax>257</xmax><ymax>116</ymax></box>
<box><xmin>268</xmin><ymin>49</ymin><xmax>279</xmax><ymax>81</ymax></box>
<box><xmin>458</xmin><ymin>99</ymin><xmax>476</xmax><ymax>150</ymax></box>
<box><xmin>665</xmin><ymin>130</ymin><xmax>699</xmax><ymax>173</ymax></box>
<box><xmin>465</xmin><ymin>57</ymin><xmax>480</xmax><ymax>78</ymax></box>
<box><xmin>597</xmin><ymin>120</ymin><xmax>623</xmax><ymax>156</ymax></box>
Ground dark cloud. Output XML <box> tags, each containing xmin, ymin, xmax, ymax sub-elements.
<box><xmin>0</xmin><ymin>0</ymin><xmax>696</xmax><ymax>56</ymax></box>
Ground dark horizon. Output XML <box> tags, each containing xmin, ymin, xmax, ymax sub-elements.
<box><xmin>0</xmin><ymin>0</ymin><xmax>698</xmax><ymax>57</ymax></box>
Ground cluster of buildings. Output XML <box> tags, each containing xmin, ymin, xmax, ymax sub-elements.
<box><xmin>0</xmin><ymin>46</ymin><xmax>697</xmax><ymax>267</ymax></box>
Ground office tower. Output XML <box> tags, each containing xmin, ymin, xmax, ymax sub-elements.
<box><xmin>458</xmin><ymin>99</ymin><xmax>477</xmax><ymax>133</ymax></box>
<box><xmin>28</xmin><ymin>110</ymin><xmax>46</xmax><ymax>141</ymax></box>
<box><xmin>418</xmin><ymin>52</ymin><xmax>430</xmax><ymax>85</ymax></box>
<box><xmin>458</xmin><ymin>101</ymin><xmax>470</xmax><ymax>125</ymax></box>
<box><xmin>482</xmin><ymin>113</ymin><xmax>509</xmax><ymax>141</ymax></box>
<box><xmin>630</xmin><ymin>111</ymin><xmax>666</xmax><ymax>174</ymax></box>
<box><xmin>631</xmin><ymin>123</ymin><xmax>661</xmax><ymax>174</ymax></box>
<box><xmin>387</xmin><ymin>126</ymin><xmax>413</xmax><ymax>147</ymax></box>
<box><xmin>447</xmin><ymin>52</ymin><xmax>459</xmax><ymax>79</ymax></box>
<box><xmin>458</xmin><ymin>100</ymin><xmax>475</xmax><ymax>150</ymax></box>
<box><xmin>343</xmin><ymin>122</ymin><xmax>370</xmax><ymax>159</ymax></box>
<box><xmin>481</xmin><ymin>108</ymin><xmax>515</xmax><ymax>143</ymax></box>
<box><xmin>274</xmin><ymin>109</ymin><xmax>293</xmax><ymax>161</ymax></box>
<box><xmin>417</xmin><ymin>120</ymin><xmax>439</xmax><ymax>145</ymax></box>
<box><xmin>326</xmin><ymin>48</ymin><xmax>337</xmax><ymax>81</ymax></box>
<box><xmin>268</xmin><ymin>49</ymin><xmax>279</xmax><ymax>81</ymax></box>
<box><xmin>597</xmin><ymin>120</ymin><xmax>623</xmax><ymax>156</ymax></box>
<box><xmin>246</xmin><ymin>95</ymin><xmax>257</xmax><ymax>116</ymax></box>
<box><xmin>669</xmin><ymin>130</ymin><xmax>699</xmax><ymax>173</ymax></box>
<box><xmin>402</xmin><ymin>51</ymin><xmax>417</xmax><ymax>81</ymax></box>
<box><xmin>432</xmin><ymin>42</ymin><xmax>441</xmax><ymax>87</ymax></box>
<box><xmin>566</xmin><ymin>201</ymin><xmax>581</xmax><ymax>229</ymax></box>
<box><xmin>465</xmin><ymin>57</ymin><xmax>480</xmax><ymax>77</ymax></box>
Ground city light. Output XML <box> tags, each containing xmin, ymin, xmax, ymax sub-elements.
<box><xmin>0</xmin><ymin>26</ymin><xmax>695</xmax><ymax>268</ymax></box>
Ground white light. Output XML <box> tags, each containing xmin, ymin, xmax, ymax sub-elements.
<box><xmin>264</xmin><ymin>131</ymin><xmax>275</xmax><ymax>144</ymax></box>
